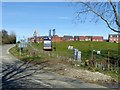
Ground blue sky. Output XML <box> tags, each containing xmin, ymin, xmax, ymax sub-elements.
<box><xmin>2</xmin><ymin>2</ymin><xmax>117</xmax><ymax>41</ymax></box>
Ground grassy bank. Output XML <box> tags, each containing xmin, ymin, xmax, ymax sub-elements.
<box><xmin>9</xmin><ymin>41</ymin><xmax>119</xmax><ymax>81</ymax></box>
<box><xmin>32</xmin><ymin>41</ymin><xmax>119</xmax><ymax>62</ymax></box>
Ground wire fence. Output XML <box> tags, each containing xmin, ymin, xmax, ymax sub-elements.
<box><xmin>17</xmin><ymin>42</ymin><xmax>119</xmax><ymax>72</ymax></box>
<box><xmin>78</xmin><ymin>49</ymin><xmax>119</xmax><ymax>71</ymax></box>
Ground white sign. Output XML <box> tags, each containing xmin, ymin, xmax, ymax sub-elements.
<box><xmin>68</xmin><ymin>45</ymin><xmax>73</xmax><ymax>50</ymax></box>
<box><xmin>77</xmin><ymin>51</ymin><xmax>81</xmax><ymax>59</ymax></box>
<box><xmin>97</xmin><ymin>51</ymin><xmax>101</xmax><ymax>54</ymax></box>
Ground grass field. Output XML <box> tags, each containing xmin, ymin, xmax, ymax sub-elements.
<box><xmin>32</xmin><ymin>41</ymin><xmax>119</xmax><ymax>61</ymax></box>
<box><xmin>32</xmin><ymin>41</ymin><xmax>119</xmax><ymax>79</ymax></box>
<box><xmin>10</xmin><ymin>41</ymin><xmax>119</xmax><ymax>68</ymax></box>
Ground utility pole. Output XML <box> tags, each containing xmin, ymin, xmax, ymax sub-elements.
<box><xmin>53</xmin><ymin>29</ymin><xmax>56</xmax><ymax>51</ymax></box>
<box><xmin>91</xmin><ymin>45</ymin><xmax>94</xmax><ymax>62</ymax></box>
<box><xmin>19</xmin><ymin>39</ymin><xmax>22</xmax><ymax>56</ymax></box>
<box><xmin>49</xmin><ymin>29</ymin><xmax>51</xmax><ymax>38</ymax></box>
<box><xmin>53</xmin><ymin>29</ymin><xmax>55</xmax><ymax>37</ymax></box>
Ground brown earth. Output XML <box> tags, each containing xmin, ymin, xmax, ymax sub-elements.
<box><xmin>32</xmin><ymin>59</ymin><xmax>118</xmax><ymax>88</ymax></box>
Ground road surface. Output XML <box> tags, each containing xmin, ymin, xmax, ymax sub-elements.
<box><xmin>1</xmin><ymin>44</ymin><xmax>106</xmax><ymax>89</ymax></box>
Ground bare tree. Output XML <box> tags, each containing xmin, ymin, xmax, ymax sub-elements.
<box><xmin>72</xmin><ymin>0</ymin><xmax>120</xmax><ymax>33</ymax></box>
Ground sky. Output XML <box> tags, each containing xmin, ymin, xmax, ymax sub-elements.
<box><xmin>1</xmin><ymin>2</ymin><xmax>117</xmax><ymax>41</ymax></box>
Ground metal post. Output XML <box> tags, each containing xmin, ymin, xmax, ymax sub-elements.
<box><xmin>20</xmin><ymin>48</ymin><xmax>21</xmax><ymax>56</ymax></box>
<box><xmin>74</xmin><ymin>49</ymin><xmax>78</xmax><ymax>60</ymax></box>
<box><xmin>73</xmin><ymin>49</ymin><xmax>76</xmax><ymax>60</ymax></box>
<box><xmin>77</xmin><ymin>51</ymin><xmax>81</xmax><ymax>62</ymax></box>
<box><xmin>49</xmin><ymin>29</ymin><xmax>51</xmax><ymax>38</ymax></box>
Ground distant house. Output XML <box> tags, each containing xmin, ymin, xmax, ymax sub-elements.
<box><xmin>37</xmin><ymin>36</ymin><xmax>44</xmax><ymax>43</ymax></box>
<box><xmin>85</xmin><ymin>36</ymin><xmax>92</xmax><ymax>41</ymax></box>
<box><xmin>92</xmin><ymin>36</ymin><xmax>103</xmax><ymax>42</ymax></box>
<box><xmin>63</xmin><ymin>35</ymin><xmax>74</xmax><ymax>41</ymax></box>
<box><xmin>79</xmin><ymin>36</ymin><xmax>86</xmax><ymax>41</ymax></box>
<box><xmin>108</xmin><ymin>34</ymin><xmax>120</xmax><ymax>43</ymax></box>
<box><xmin>103</xmin><ymin>39</ymin><xmax>109</xmax><ymax>42</ymax></box>
<box><xmin>29</xmin><ymin>37</ymin><xmax>34</xmax><ymax>43</ymax></box>
<box><xmin>29</xmin><ymin>36</ymin><xmax>45</xmax><ymax>43</ymax></box>
<box><xmin>52</xmin><ymin>35</ymin><xmax>63</xmax><ymax>42</ymax></box>
<box><xmin>74</xmin><ymin>36</ymin><xmax>79</xmax><ymax>41</ymax></box>
<box><xmin>74</xmin><ymin>36</ymin><xmax>92</xmax><ymax>41</ymax></box>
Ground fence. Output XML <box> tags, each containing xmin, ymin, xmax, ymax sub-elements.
<box><xmin>67</xmin><ymin>45</ymin><xmax>119</xmax><ymax>71</ymax></box>
<box><xmin>80</xmin><ymin>49</ymin><xmax>119</xmax><ymax>71</ymax></box>
<box><xmin>17</xmin><ymin>43</ymin><xmax>119</xmax><ymax>71</ymax></box>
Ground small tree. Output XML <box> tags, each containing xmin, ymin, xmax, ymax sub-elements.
<box><xmin>2</xmin><ymin>29</ymin><xmax>9</xmax><ymax>44</ymax></box>
<box><xmin>1</xmin><ymin>29</ymin><xmax>16</xmax><ymax>44</ymax></box>
<box><xmin>2</xmin><ymin>29</ymin><xmax>8</xmax><ymax>37</ymax></box>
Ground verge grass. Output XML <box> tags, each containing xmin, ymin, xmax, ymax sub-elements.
<box><xmin>10</xmin><ymin>41</ymin><xmax>119</xmax><ymax>81</ymax></box>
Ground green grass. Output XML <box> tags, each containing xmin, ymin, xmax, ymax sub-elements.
<box><xmin>10</xmin><ymin>41</ymin><xmax>119</xmax><ymax>81</ymax></box>
<box><xmin>11</xmin><ymin>41</ymin><xmax>118</xmax><ymax>66</ymax></box>
<box><xmin>9</xmin><ymin>43</ymin><xmax>56</xmax><ymax>62</ymax></box>
<box><xmin>31</xmin><ymin>41</ymin><xmax>119</xmax><ymax>80</ymax></box>
<box><xmin>9</xmin><ymin>45</ymin><xmax>20</xmax><ymax>57</ymax></box>
<box><xmin>32</xmin><ymin>41</ymin><xmax>119</xmax><ymax>60</ymax></box>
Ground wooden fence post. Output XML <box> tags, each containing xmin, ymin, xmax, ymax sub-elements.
<box><xmin>108</xmin><ymin>48</ymin><xmax>110</xmax><ymax>70</ymax></box>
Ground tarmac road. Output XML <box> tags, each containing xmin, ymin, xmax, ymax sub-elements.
<box><xmin>1</xmin><ymin>44</ymin><xmax>106</xmax><ymax>89</ymax></box>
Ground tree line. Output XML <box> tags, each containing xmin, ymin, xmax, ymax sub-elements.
<box><xmin>0</xmin><ymin>29</ymin><xmax>16</xmax><ymax>44</ymax></box>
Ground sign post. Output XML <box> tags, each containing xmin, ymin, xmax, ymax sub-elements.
<box><xmin>74</xmin><ymin>49</ymin><xmax>77</xmax><ymax>60</ymax></box>
<box><xmin>77</xmin><ymin>51</ymin><xmax>81</xmax><ymax>63</ymax></box>
<box><xmin>18</xmin><ymin>39</ymin><xmax>27</xmax><ymax>56</ymax></box>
